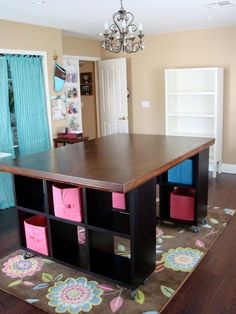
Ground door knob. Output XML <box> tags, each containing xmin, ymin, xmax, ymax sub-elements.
<box><xmin>118</xmin><ymin>116</ymin><xmax>128</xmax><ymax>120</ymax></box>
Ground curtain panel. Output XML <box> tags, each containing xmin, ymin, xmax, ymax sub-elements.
<box><xmin>8</xmin><ymin>55</ymin><xmax>51</xmax><ymax>156</ymax></box>
<box><xmin>0</xmin><ymin>56</ymin><xmax>15</xmax><ymax>209</ymax></box>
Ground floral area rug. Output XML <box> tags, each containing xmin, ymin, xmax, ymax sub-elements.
<box><xmin>0</xmin><ymin>206</ymin><xmax>234</xmax><ymax>314</ymax></box>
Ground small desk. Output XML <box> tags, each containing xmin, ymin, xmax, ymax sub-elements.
<box><xmin>53</xmin><ymin>136</ymin><xmax>89</xmax><ymax>148</ymax></box>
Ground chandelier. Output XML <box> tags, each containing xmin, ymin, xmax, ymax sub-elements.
<box><xmin>100</xmin><ymin>0</ymin><xmax>145</xmax><ymax>54</ymax></box>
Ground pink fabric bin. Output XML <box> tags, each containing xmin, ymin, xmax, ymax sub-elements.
<box><xmin>24</xmin><ymin>215</ymin><xmax>49</xmax><ymax>256</ymax></box>
<box><xmin>170</xmin><ymin>188</ymin><xmax>195</xmax><ymax>221</ymax></box>
<box><xmin>112</xmin><ymin>192</ymin><xmax>126</xmax><ymax>211</ymax></box>
<box><xmin>52</xmin><ymin>184</ymin><xmax>83</xmax><ymax>222</ymax></box>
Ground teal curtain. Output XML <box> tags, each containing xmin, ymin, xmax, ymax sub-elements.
<box><xmin>8</xmin><ymin>55</ymin><xmax>51</xmax><ymax>156</ymax></box>
<box><xmin>0</xmin><ymin>56</ymin><xmax>15</xmax><ymax>209</ymax></box>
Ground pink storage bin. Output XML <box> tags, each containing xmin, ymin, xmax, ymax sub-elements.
<box><xmin>52</xmin><ymin>184</ymin><xmax>83</xmax><ymax>222</ymax></box>
<box><xmin>170</xmin><ymin>188</ymin><xmax>195</xmax><ymax>221</ymax></box>
<box><xmin>24</xmin><ymin>215</ymin><xmax>49</xmax><ymax>256</ymax></box>
<box><xmin>112</xmin><ymin>192</ymin><xmax>126</xmax><ymax>211</ymax></box>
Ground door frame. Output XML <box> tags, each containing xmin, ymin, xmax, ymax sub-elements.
<box><xmin>0</xmin><ymin>48</ymin><xmax>52</xmax><ymax>146</ymax></box>
<box><xmin>63</xmin><ymin>55</ymin><xmax>102</xmax><ymax>137</ymax></box>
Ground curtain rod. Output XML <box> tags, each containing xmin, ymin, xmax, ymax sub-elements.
<box><xmin>0</xmin><ymin>53</ymin><xmax>41</xmax><ymax>57</ymax></box>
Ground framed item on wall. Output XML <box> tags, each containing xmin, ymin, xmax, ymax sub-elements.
<box><xmin>80</xmin><ymin>72</ymin><xmax>92</xmax><ymax>84</ymax></box>
<box><xmin>80</xmin><ymin>84</ymin><xmax>93</xmax><ymax>96</ymax></box>
<box><xmin>80</xmin><ymin>72</ymin><xmax>93</xmax><ymax>95</ymax></box>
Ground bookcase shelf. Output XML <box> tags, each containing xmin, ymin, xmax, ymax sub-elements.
<box><xmin>165</xmin><ymin>67</ymin><xmax>224</xmax><ymax>177</ymax></box>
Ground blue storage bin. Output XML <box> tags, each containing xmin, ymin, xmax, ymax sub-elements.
<box><xmin>168</xmin><ymin>159</ymin><xmax>193</xmax><ymax>185</ymax></box>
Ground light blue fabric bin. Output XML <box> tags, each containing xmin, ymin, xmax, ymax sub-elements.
<box><xmin>168</xmin><ymin>159</ymin><xmax>193</xmax><ymax>185</ymax></box>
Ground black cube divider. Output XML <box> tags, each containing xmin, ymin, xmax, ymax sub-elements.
<box><xmin>88</xmin><ymin>229</ymin><xmax>132</xmax><ymax>285</ymax></box>
<box><xmin>14</xmin><ymin>175</ymin><xmax>47</xmax><ymax>213</ymax></box>
<box><xmin>158</xmin><ymin>149</ymin><xmax>209</xmax><ymax>227</ymax></box>
<box><xmin>86</xmin><ymin>189</ymin><xmax>130</xmax><ymax>236</ymax></box>
<box><xmin>50</xmin><ymin>219</ymin><xmax>89</xmax><ymax>269</ymax></box>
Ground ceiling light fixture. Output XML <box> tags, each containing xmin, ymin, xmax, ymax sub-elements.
<box><xmin>32</xmin><ymin>0</ymin><xmax>45</xmax><ymax>5</ymax></box>
<box><xmin>206</xmin><ymin>1</ymin><xmax>234</xmax><ymax>9</ymax></box>
<box><xmin>99</xmin><ymin>0</ymin><xmax>144</xmax><ymax>54</ymax></box>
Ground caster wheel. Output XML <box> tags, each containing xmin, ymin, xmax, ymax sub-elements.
<box><xmin>190</xmin><ymin>226</ymin><xmax>200</xmax><ymax>233</ymax></box>
<box><xmin>23</xmin><ymin>251</ymin><xmax>35</xmax><ymax>260</ymax></box>
<box><xmin>201</xmin><ymin>218</ymin><xmax>207</xmax><ymax>225</ymax></box>
<box><xmin>130</xmin><ymin>289</ymin><xmax>137</xmax><ymax>300</ymax></box>
<box><xmin>142</xmin><ymin>278</ymin><xmax>148</xmax><ymax>285</ymax></box>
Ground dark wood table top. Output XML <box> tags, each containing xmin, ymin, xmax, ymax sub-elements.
<box><xmin>0</xmin><ymin>134</ymin><xmax>214</xmax><ymax>192</ymax></box>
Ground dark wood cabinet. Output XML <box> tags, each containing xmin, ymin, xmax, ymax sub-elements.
<box><xmin>13</xmin><ymin>174</ymin><xmax>156</xmax><ymax>289</ymax></box>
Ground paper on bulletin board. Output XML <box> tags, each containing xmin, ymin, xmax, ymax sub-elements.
<box><xmin>51</xmin><ymin>96</ymin><xmax>66</xmax><ymax>120</ymax></box>
<box><xmin>66</xmin><ymin>113</ymin><xmax>82</xmax><ymax>133</ymax></box>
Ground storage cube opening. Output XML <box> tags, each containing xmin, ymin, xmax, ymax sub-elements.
<box><xmin>170</xmin><ymin>187</ymin><xmax>195</xmax><ymax>221</ymax></box>
<box><xmin>168</xmin><ymin>159</ymin><xmax>193</xmax><ymax>185</ymax></box>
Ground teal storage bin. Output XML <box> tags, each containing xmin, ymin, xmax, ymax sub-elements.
<box><xmin>168</xmin><ymin>159</ymin><xmax>193</xmax><ymax>185</ymax></box>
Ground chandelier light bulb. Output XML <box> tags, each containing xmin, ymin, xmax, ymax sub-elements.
<box><xmin>138</xmin><ymin>22</ymin><xmax>143</xmax><ymax>32</ymax></box>
<box><xmin>122</xmin><ymin>19</ymin><xmax>127</xmax><ymax>29</ymax></box>
<box><xmin>104</xmin><ymin>21</ymin><xmax>109</xmax><ymax>31</ymax></box>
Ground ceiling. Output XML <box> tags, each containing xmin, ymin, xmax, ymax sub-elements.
<box><xmin>1</xmin><ymin>0</ymin><xmax>236</xmax><ymax>39</ymax></box>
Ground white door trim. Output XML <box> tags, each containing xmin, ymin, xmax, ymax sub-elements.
<box><xmin>0</xmin><ymin>48</ymin><xmax>52</xmax><ymax>147</ymax></box>
<box><xmin>63</xmin><ymin>55</ymin><xmax>101</xmax><ymax>62</ymax></box>
<box><xmin>63</xmin><ymin>54</ymin><xmax>102</xmax><ymax>137</ymax></box>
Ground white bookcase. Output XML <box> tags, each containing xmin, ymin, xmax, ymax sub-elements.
<box><xmin>165</xmin><ymin>67</ymin><xmax>224</xmax><ymax>177</ymax></box>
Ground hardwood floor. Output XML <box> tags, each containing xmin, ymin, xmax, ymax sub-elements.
<box><xmin>0</xmin><ymin>173</ymin><xmax>236</xmax><ymax>314</ymax></box>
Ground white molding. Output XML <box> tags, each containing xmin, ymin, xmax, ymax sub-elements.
<box><xmin>41</xmin><ymin>53</ymin><xmax>53</xmax><ymax>147</ymax></box>
<box><xmin>221</xmin><ymin>163</ymin><xmax>236</xmax><ymax>174</ymax></box>
<box><xmin>63</xmin><ymin>55</ymin><xmax>101</xmax><ymax>61</ymax></box>
<box><xmin>94</xmin><ymin>61</ymin><xmax>101</xmax><ymax>137</ymax></box>
<box><xmin>208</xmin><ymin>163</ymin><xmax>236</xmax><ymax>174</ymax></box>
<box><xmin>63</xmin><ymin>54</ymin><xmax>102</xmax><ymax>138</ymax></box>
<box><xmin>0</xmin><ymin>48</ymin><xmax>46</xmax><ymax>56</ymax></box>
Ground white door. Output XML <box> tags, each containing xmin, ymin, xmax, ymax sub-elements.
<box><xmin>98</xmin><ymin>58</ymin><xmax>128</xmax><ymax>136</ymax></box>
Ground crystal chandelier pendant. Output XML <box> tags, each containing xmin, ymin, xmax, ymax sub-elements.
<box><xmin>99</xmin><ymin>0</ymin><xmax>145</xmax><ymax>54</ymax></box>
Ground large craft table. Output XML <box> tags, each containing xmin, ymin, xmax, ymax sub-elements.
<box><xmin>0</xmin><ymin>134</ymin><xmax>214</xmax><ymax>294</ymax></box>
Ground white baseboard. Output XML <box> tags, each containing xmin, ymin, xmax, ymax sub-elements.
<box><xmin>208</xmin><ymin>163</ymin><xmax>236</xmax><ymax>174</ymax></box>
<box><xmin>221</xmin><ymin>163</ymin><xmax>236</xmax><ymax>174</ymax></box>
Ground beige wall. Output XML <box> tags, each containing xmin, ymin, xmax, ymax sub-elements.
<box><xmin>102</xmin><ymin>26</ymin><xmax>236</xmax><ymax>164</ymax></box>
<box><xmin>1</xmin><ymin>20</ymin><xmax>235</xmax><ymax>165</ymax></box>
<box><xmin>62</xmin><ymin>35</ymin><xmax>102</xmax><ymax>58</ymax></box>
<box><xmin>0</xmin><ymin>21</ymin><xmax>102</xmax><ymax>138</ymax></box>
<box><xmin>0</xmin><ymin>19</ymin><xmax>64</xmax><ymax>137</ymax></box>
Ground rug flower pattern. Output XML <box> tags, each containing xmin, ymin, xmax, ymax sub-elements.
<box><xmin>2</xmin><ymin>254</ymin><xmax>43</xmax><ymax>279</ymax></box>
<box><xmin>161</xmin><ymin>247</ymin><xmax>203</xmax><ymax>272</ymax></box>
<box><xmin>47</xmin><ymin>277</ymin><xmax>103</xmax><ymax>314</ymax></box>
<box><xmin>0</xmin><ymin>207</ymin><xmax>235</xmax><ymax>314</ymax></box>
